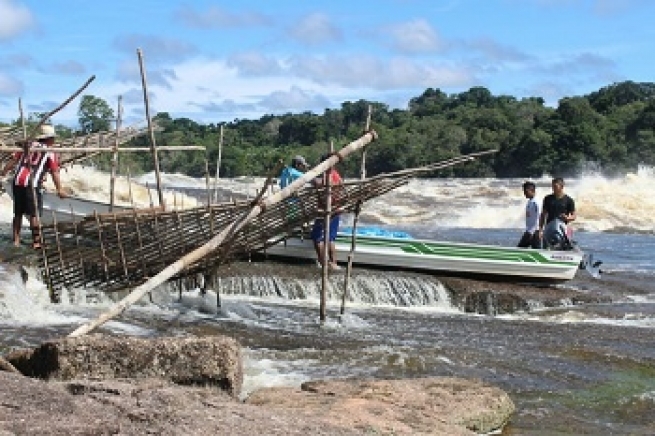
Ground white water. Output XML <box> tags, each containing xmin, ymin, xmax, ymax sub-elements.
<box><xmin>2</xmin><ymin>166</ymin><xmax>655</xmax><ymax>409</ymax></box>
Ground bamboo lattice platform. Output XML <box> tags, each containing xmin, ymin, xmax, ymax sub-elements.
<box><xmin>38</xmin><ymin>174</ymin><xmax>412</xmax><ymax>299</ymax></box>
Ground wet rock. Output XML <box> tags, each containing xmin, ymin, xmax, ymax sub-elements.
<box><xmin>463</xmin><ymin>291</ymin><xmax>529</xmax><ymax>315</ymax></box>
<box><xmin>441</xmin><ymin>276</ymin><xmax>612</xmax><ymax>314</ymax></box>
<box><xmin>6</xmin><ymin>334</ymin><xmax>242</xmax><ymax>397</ymax></box>
<box><xmin>247</xmin><ymin>377</ymin><xmax>515</xmax><ymax>435</ymax></box>
<box><xmin>0</xmin><ymin>372</ymin><xmax>360</xmax><ymax>435</ymax></box>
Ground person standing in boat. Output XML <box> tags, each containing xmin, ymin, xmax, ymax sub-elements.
<box><xmin>279</xmin><ymin>155</ymin><xmax>308</xmax><ymax>189</ymax></box>
<box><xmin>311</xmin><ymin>153</ymin><xmax>343</xmax><ymax>271</ymax></box>
<box><xmin>538</xmin><ymin>177</ymin><xmax>576</xmax><ymax>249</ymax></box>
<box><xmin>1</xmin><ymin>124</ymin><xmax>66</xmax><ymax>249</ymax></box>
<box><xmin>279</xmin><ymin>155</ymin><xmax>308</xmax><ymax>222</ymax></box>
<box><xmin>517</xmin><ymin>181</ymin><xmax>541</xmax><ymax>249</ymax></box>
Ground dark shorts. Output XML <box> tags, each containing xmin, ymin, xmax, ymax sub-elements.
<box><xmin>12</xmin><ymin>184</ymin><xmax>43</xmax><ymax>218</ymax></box>
<box><xmin>517</xmin><ymin>231</ymin><xmax>541</xmax><ymax>249</ymax></box>
<box><xmin>311</xmin><ymin>215</ymin><xmax>340</xmax><ymax>243</ymax></box>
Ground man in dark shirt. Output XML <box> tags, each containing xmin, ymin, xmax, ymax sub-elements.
<box><xmin>538</xmin><ymin>177</ymin><xmax>576</xmax><ymax>247</ymax></box>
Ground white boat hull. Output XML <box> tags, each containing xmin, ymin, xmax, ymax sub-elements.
<box><xmin>265</xmin><ymin>233</ymin><xmax>584</xmax><ymax>282</ymax></box>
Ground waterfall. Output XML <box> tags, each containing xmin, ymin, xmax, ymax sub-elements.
<box><xmin>215</xmin><ymin>270</ymin><xmax>453</xmax><ymax>308</ymax></box>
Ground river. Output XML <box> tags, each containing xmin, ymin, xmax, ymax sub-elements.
<box><xmin>1</xmin><ymin>168</ymin><xmax>654</xmax><ymax>435</ymax></box>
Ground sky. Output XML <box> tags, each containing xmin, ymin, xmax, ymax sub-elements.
<box><xmin>0</xmin><ymin>0</ymin><xmax>653</xmax><ymax>128</ymax></box>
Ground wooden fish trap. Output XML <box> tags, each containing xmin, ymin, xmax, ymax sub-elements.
<box><xmin>38</xmin><ymin>175</ymin><xmax>412</xmax><ymax>300</ymax></box>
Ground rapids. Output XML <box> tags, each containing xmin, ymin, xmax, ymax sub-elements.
<box><xmin>1</xmin><ymin>166</ymin><xmax>654</xmax><ymax>434</ymax></box>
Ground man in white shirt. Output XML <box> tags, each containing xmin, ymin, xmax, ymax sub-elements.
<box><xmin>517</xmin><ymin>181</ymin><xmax>541</xmax><ymax>249</ymax></box>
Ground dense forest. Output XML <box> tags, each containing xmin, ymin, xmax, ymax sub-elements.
<box><xmin>5</xmin><ymin>81</ymin><xmax>655</xmax><ymax>179</ymax></box>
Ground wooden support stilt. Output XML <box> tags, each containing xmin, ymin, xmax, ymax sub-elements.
<box><xmin>341</xmin><ymin>105</ymin><xmax>372</xmax><ymax>316</ymax></box>
<box><xmin>94</xmin><ymin>211</ymin><xmax>110</xmax><ymax>282</ymax></box>
<box><xmin>69</xmin><ymin>205</ymin><xmax>87</xmax><ymax>288</ymax></box>
<box><xmin>126</xmin><ymin>168</ymin><xmax>135</xmax><ymax>207</ymax></box>
<box><xmin>214</xmin><ymin>124</ymin><xmax>223</xmax><ymax>203</ymax></box>
<box><xmin>109</xmin><ymin>96</ymin><xmax>122</xmax><ymax>212</ymax></box>
<box><xmin>320</xmin><ymin>141</ymin><xmax>335</xmax><ymax>324</ymax></box>
<box><xmin>132</xmin><ymin>208</ymin><xmax>148</xmax><ymax>282</ymax></box>
<box><xmin>114</xmin><ymin>213</ymin><xmax>129</xmax><ymax>279</ymax></box>
<box><xmin>146</xmin><ymin>182</ymin><xmax>154</xmax><ymax>208</ymax></box>
<box><xmin>137</xmin><ymin>48</ymin><xmax>165</xmax><ymax>209</ymax></box>
<box><xmin>51</xmin><ymin>211</ymin><xmax>68</xmax><ymax>292</ymax></box>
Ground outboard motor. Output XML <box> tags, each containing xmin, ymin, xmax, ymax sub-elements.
<box><xmin>543</xmin><ymin>219</ymin><xmax>573</xmax><ymax>250</ymax></box>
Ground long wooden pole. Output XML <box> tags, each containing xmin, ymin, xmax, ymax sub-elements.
<box><xmin>341</xmin><ymin>105</ymin><xmax>372</xmax><ymax>316</ymax></box>
<box><xmin>109</xmin><ymin>96</ymin><xmax>122</xmax><ymax>212</ymax></box>
<box><xmin>68</xmin><ymin>130</ymin><xmax>377</xmax><ymax>337</ymax></box>
<box><xmin>319</xmin><ymin>141</ymin><xmax>335</xmax><ymax>323</ymax></box>
<box><xmin>0</xmin><ymin>145</ymin><xmax>205</xmax><ymax>153</ymax></box>
<box><xmin>213</xmin><ymin>124</ymin><xmax>223</xmax><ymax>203</ymax></box>
<box><xmin>136</xmin><ymin>49</ymin><xmax>165</xmax><ymax>209</ymax></box>
<box><xmin>0</xmin><ymin>356</ymin><xmax>20</xmax><ymax>374</ymax></box>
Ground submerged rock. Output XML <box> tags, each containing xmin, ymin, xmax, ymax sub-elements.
<box><xmin>247</xmin><ymin>377</ymin><xmax>515</xmax><ymax>435</ymax></box>
<box><xmin>5</xmin><ymin>334</ymin><xmax>242</xmax><ymax>397</ymax></box>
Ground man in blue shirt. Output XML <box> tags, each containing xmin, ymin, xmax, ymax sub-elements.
<box><xmin>279</xmin><ymin>155</ymin><xmax>308</xmax><ymax>189</ymax></box>
<box><xmin>279</xmin><ymin>155</ymin><xmax>308</xmax><ymax>223</ymax></box>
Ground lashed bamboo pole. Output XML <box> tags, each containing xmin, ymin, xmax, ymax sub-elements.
<box><xmin>213</xmin><ymin>124</ymin><xmax>224</xmax><ymax>203</ymax></box>
<box><xmin>109</xmin><ymin>96</ymin><xmax>123</xmax><ymax>212</ymax></box>
<box><xmin>319</xmin><ymin>141</ymin><xmax>335</xmax><ymax>323</ymax></box>
<box><xmin>0</xmin><ymin>356</ymin><xmax>20</xmax><ymax>374</ymax></box>
<box><xmin>137</xmin><ymin>48</ymin><xmax>164</xmax><ymax>209</ymax></box>
<box><xmin>341</xmin><ymin>105</ymin><xmax>372</xmax><ymax>316</ymax></box>
<box><xmin>68</xmin><ymin>130</ymin><xmax>377</xmax><ymax>337</ymax></box>
<box><xmin>0</xmin><ymin>145</ymin><xmax>205</xmax><ymax>153</ymax></box>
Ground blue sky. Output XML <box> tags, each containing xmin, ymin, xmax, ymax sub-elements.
<box><xmin>0</xmin><ymin>0</ymin><xmax>653</xmax><ymax>128</ymax></box>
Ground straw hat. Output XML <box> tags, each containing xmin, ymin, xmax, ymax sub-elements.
<box><xmin>36</xmin><ymin>124</ymin><xmax>56</xmax><ymax>140</ymax></box>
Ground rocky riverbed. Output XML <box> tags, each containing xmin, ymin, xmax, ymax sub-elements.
<box><xmin>1</xmin><ymin>334</ymin><xmax>514</xmax><ymax>435</ymax></box>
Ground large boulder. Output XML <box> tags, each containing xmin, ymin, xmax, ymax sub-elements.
<box><xmin>0</xmin><ymin>372</ymin><xmax>362</xmax><ymax>435</ymax></box>
<box><xmin>5</xmin><ymin>334</ymin><xmax>242</xmax><ymax>397</ymax></box>
<box><xmin>247</xmin><ymin>377</ymin><xmax>515</xmax><ymax>435</ymax></box>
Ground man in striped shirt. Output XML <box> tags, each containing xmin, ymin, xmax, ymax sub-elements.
<box><xmin>2</xmin><ymin>125</ymin><xmax>66</xmax><ymax>248</ymax></box>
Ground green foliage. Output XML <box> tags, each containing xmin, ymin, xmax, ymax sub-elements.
<box><xmin>10</xmin><ymin>82</ymin><xmax>655</xmax><ymax>178</ymax></box>
<box><xmin>78</xmin><ymin>94</ymin><xmax>115</xmax><ymax>134</ymax></box>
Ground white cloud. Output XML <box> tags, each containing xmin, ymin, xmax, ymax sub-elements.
<box><xmin>113</xmin><ymin>34</ymin><xmax>197</xmax><ymax>63</ymax></box>
<box><xmin>175</xmin><ymin>6</ymin><xmax>272</xmax><ymax>29</ymax></box>
<box><xmin>289</xmin><ymin>54</ymin><xmax>475</xmax><ymax>89</ymax></box>
<box><xmin>0</xmin><ymin>0</ymin><xmax>33</xmax><ymax>41</ymax></box>
<box><xmin>289</xmin><ymin>12</ymin><xmax>342</xmax><ymax>46</ymax></box>
<box><xmin>258</xmin><ymin>86</ymin><xmax>331</xmax><ymax>112</ymax></box>
<box><xmin>387</xmin><ymin>19</ymin><xmax>444</xmax><ymax>54</ymax></box>
<box><xmin>227</xmin><ymin>51</ymin><xmax>283</xmax><ymax>76</ymax></box>
<box><xmin>48</xmin><ymin>60</ymin><xmax>87</xmax><ymax>75</ymax></box>
<box><xmin>0</xmin><ymin>73</ymin><xmax>23</xmax><ymax>97</ymax></box>
<box><xmin>115</xmin><ymin>60</ymin><xmax>178</xmax><ymax>90</ymax></box>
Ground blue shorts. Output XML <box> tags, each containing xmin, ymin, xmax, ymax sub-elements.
<box><xmin>311</xmin><ymin>215</ymin><xmax>340</xmax><ymax>242</ymax></box>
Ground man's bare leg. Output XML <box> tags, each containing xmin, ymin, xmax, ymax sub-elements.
<box><xmin>29</xmin><ymin>215</ymin><xmax>41</xmax><ymax>248</ymax></box>
<box><xmin>12</xmin><ymin>216</ymin><xmax>22</xmax><ymax>247</ymax></box>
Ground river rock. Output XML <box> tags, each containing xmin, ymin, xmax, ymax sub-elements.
<box><xmin>0</xmin><ymin>372</ymin><xmax>361</xmax><ymax>435</ymax></box>
<box><xmin>5</xmin><ymin>334</ymin><xmax>242</xmax><ymax>397</ymax></box>
<box><xmin>247</xmin><ymin>377</ymin><xmax>515</xmax><ymax>435</ymax></box>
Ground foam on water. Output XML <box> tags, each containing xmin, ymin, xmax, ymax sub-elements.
<box><xmin>4</xmin><ymin>165</ymin><xmax>655</xmax><ymax>233</ymax></box>
<box><xmin>0</xmin><ymin>264</ymin><xmax>72</xmax><ymax>325</ymax></box>
<box><xmin>241</xmin><ymin>351</ymin><xmax>313</xmax><ymax>399</ymax></box>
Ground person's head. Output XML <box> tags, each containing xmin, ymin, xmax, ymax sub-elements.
<box><xmin>291</xmin><ymin>155</ymin><xmax>308</xmax><ymax>170</ymax></box>
<box><xmin>551</xmin><ymin>177</ymin><xmax>565</xmax><ymax>196</ymax></box>
<box><xmin>522</xmin><ymin>181</ymin><xmax>536</xmax><ymax>199</ymax></box>
<box><xmin>36</xmin><ymin>124</ymin><xmax>56</xmax><ymax>145</ymax></box>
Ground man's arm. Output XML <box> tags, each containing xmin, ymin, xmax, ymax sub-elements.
<box><xmin>562</xmin><ymin>198</ymin><xmax>576</xmax><ymax>223</ymax></box>
<box><xmin>538</xmin><ymin>199</ymin><xmax>548</xmax><ymax>236</ymax></box>
<box><xmin>50</xmin><ymin>169</ymin><xmax>66</xmax><ymax>198</ymax></box>
<box><xmin>0</xmin><ymin>156</ymin><xmax>18</xmax><ymax>178</ymax></box>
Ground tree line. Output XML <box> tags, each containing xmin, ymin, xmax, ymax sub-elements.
<box><xmin>4</xmin><ymin>81</ymin><xmax>655</xmax><ymax>179</ymax></box>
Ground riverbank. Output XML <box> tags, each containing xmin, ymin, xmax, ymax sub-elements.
<box><xmin>1</xmin><ymin>334</ymin><xmax>514</xmax><ymax>435</ymax></box>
